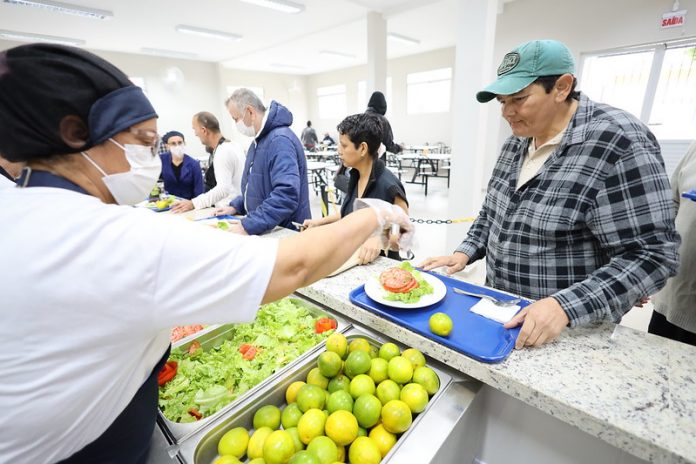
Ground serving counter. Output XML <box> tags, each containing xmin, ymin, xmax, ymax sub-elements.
<box><xmin>147</xmin><ymin>217</ymin><xmax>695</xmax><ymax>463</ymax></box>
<box><xmin>265</xmin><ymin>227</ymin><xmax>696</xmax><ymax>464</ymax></box>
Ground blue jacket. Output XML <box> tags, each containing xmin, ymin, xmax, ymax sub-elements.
<box><xmin>230</xmin><ymin>101</ymin><xmax>311</xmax><ymax>234</ymax></box>
<box><xmin>160</xmin><ymin>153</ymin><xmax>204</xmax><ymax>200</ymax></box>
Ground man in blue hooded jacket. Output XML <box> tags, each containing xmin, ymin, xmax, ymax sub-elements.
<box><xmin>216</xmin><ymin>88</ymin><xmax>311</xmax><ymax>235</ymax></box>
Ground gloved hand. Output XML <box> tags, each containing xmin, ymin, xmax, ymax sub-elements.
<box><xmin>353</xmin><ymin>198</ymin><xmax>415</xmax><ymax>253</ymax></box>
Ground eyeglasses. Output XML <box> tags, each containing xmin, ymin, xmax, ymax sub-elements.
<box><xmin>127</xmin><ymin>127</ymin><xmax>161</xmax><ymax>157</ymax></box>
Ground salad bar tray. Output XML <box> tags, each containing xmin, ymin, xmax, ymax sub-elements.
<box><xmin>349</xmin><ymin>272</ymin><xmax>531</xmax><ymax>363</ymax></box>
<box><xmin>173</xmin><ymin>326</ymin><xmax>456</xmax><ymax>464</ymax></box>
<box><xmin>158</xmin><ymin>295</ymin><xmax>351</xmax><ymax>444</ymax></box>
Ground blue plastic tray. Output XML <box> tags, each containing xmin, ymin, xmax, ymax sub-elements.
<box><xmin>194</xmin><ymin>214</ymin><xmax>242</xmax><ymax>222</ymax></box>
<box><xmin>349</xmin><ymin>272</ymin><xmax>531</xmax><ymax>363</ymax></box>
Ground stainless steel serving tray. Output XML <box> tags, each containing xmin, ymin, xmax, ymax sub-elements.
<box><xmin>174</xmin><ymin>325</ymin><xmax>458</xmax><ymax>464</ymax></box>
<box><xmin>158</xmin><ymin>295</ymin><xmax>351</xmax><ymax>445</ymax></box>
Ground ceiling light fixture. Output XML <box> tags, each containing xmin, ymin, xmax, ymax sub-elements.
<box><xmin>319</xmin><ymin>50</ymin><xmax>357</xmax><ymax>59</ymax></box>
<box><xmin>175</xmin><ymin>25</ymin><xmax>242</xmax><ymax>41</ymax></box>
<box><xmin>141</xmin><ymin>48</ymin><xmax>198</xmax><ymax>60</ymax></box>
<box><xmin>3</xmin><ymin>0</ymin><xmax>113</xmax><ymax>20</ymax></box>
<box><xmin>0</xmin><ymin>29</ymin><xmax>85</xmax><ymax>46</ymax></box>
<box><xmin>387</xmin><ymin>32</ymin><xmax>420</xmax><ymax>46</ymax></box>
<box><xmin>240</xmin><ymin>0</ymin><xmax>304</xmax><ymax>14</ymax></box>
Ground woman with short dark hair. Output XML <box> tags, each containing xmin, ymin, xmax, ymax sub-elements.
<box><xmin>303</xmin><ymin>113</ymin><xmax>409</xmax><ymax>263</ymax></box>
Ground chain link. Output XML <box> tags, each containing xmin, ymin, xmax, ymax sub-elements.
<box><xmin>409</xmin><ymin>217</ymin><xmax>476</xmax><ymax>224</ymax></box>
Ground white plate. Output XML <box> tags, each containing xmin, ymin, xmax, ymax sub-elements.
<box><xmin>364</xmin><ymin>271</ymin><xmax>447</xmax><ymax>309</ymax></box>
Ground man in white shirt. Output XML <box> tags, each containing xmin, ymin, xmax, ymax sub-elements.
<box><xmin>170</xmin><ymin>111</ymin><xmax>245</xmax><ymax>213</ymax></box>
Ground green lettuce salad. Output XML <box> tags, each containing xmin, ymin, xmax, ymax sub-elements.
<box><xmin>384</xmin><ymin>262</ymin><xmax>434</xmax><ymax>303</ymax></box>
<box><xmin>158</xmin><ymin>298</ymin><xmax>331</xmax><ymax>423</ymax></box>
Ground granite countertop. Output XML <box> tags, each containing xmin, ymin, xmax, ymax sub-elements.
<box><xmin>267</xmin><ymin>228</ymin><xmax>696</xmax><ymax>464</ymax></box>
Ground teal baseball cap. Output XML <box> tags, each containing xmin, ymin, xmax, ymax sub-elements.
<box><xmin>476</xmin><ymin>39</ymin><xmax>575</xmax><ymax>103</ymax></box>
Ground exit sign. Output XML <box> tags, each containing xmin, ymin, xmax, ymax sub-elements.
<box><xmin>662</xmin><ymin>9</ymin><xmax>687</xmax><ymax>28</ymax></box>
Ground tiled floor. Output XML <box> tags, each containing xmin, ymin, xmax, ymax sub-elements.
<box><xmin>307</xmin><ymin>167</ymin><xmax>652</xmax><ymax>332</ymax></box>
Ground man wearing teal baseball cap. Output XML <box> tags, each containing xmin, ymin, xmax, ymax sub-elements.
<box><xmin>422</xmin><ymin>39</ymin><xmax>679</xmax><ymax>349</ymax></box>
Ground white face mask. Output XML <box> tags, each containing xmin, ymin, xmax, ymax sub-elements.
<box><xmin>82</xmin><ymin>139</ymin><xmax>162</xmax><ymax>205</ymax></box>
<box><xmin>236</xmin><ymin>112</ymin><xmax>257</xmax><ymax>137</ymax></box>
<box><xmin>170</xmin><ymin>144</ymin><xmax>186</xmax><ymax>158</ymax></box>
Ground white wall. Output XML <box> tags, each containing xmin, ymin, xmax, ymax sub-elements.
<box><xmin>306</xmin><ymin>47</ymin><xmax>456</xmax><ymax>146</ymax></box>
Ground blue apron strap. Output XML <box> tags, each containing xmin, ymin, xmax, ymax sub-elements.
<box><xmin>57</xmin><ymin>346</ymin><xmax>171</xmax><ymax>464</ymax></box>
<box><xmin>16</xmin><ymin>167</ymin><xmax>88</xmax><ymax>195</ymax></box>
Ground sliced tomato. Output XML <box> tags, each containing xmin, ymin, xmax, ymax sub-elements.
<box><xmin>239</xmin><ymin>343</ymin><xmax>253</xmax><ymax>355</ymax></box>
<box><xmin>188</xmin><ymin>340</ymin><xmax>201</xmax><ymax>356</ymax></box>
<box><xmin>242</xmin><ymin>346</ymin><xmax>258</xmax><ymax>360</ymax></box>
<box><xmin>157</xmin><ymin>361</ymin><xmax>178</xmax><ymax>387</ymax></box>
<box><xmin>315</xmin><ymin>317</ymin><xmax>337</xmax><ymax>334</ymax></box>
<box><xmin>188</xmin><ymin>408</ymin><xmax>203</xmax><ymax>420</ymax></box>
<box><xmin>380</xmin><ymin>267</ymin><xmax>417</xmax><ymax>293</ymax></box>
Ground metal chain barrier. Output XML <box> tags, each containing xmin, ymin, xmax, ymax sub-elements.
<box><xmin>409</xmin><ymin>217</ymin><xmax>476</xmax><ymax>224</ymax></box>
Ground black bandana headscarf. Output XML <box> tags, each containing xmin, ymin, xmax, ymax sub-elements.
<box><xmin>0</xmin><ymin>44</ymin><xmax>157</xmax><ymax>162</ymax></box>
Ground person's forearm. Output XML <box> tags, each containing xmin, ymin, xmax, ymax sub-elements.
<box><xmin>263</xmin><ymin>209</ymin><xmax>378</xmax><ymax>303</ymax></box>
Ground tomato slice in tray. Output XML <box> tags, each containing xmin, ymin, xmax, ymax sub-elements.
<box><xmin>380</xmin><ymin>267</ymin><xmax>417</xmax><ymax>293</ymax></box>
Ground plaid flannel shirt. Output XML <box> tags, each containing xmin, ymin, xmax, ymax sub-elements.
<box><xmin>456</xmin><ymin>94</ymin><xmax>679</xmax><ymax>326</ymax></box>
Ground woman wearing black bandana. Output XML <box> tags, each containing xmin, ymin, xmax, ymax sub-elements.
<box><xmin>0</xmin><ymin>44</ymin><xmax>413</xmax><ymax>464</ymax></box>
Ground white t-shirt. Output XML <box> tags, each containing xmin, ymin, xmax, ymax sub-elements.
<box><xmin>0</xmin><ymin>174</ymin><xmax>15</xmax><ymax>188</ymax></box>
<box><xmin>0</xmin><ymin>186</ymin><xmax>277</xmax><ymax>464</ymax></box>
<box><xmin>192</xmin><ymin>140</ymin><xmax>245</xmax><ymax>210</ymax></box>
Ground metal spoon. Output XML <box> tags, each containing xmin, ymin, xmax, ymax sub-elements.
<box><xmin>452</xmin><ymin>287</ymin><xmax>522</xmax><ymax>307</ymax></box>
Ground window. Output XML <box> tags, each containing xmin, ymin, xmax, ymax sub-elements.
<box><xmin>648</xmin><ymin>45</ymin><xmax>696</xmax><ymax>139</ymax></box>
<box><xmin>580</xmin><ymin>51</ymin><xmax>653</xmax><ymax>120</ymax></box>
<box><xmin>317</xmin><ymin>84</ymin><xmax>347</xmax><ymax>119</ymax></box>
<box><xmin>406</xmin><ymin>67</ymin><xmax>452</xmax><ymax>114</ymax></box>
<box><xmin>580</xmin><ymin>42</ymin><xmax>696</xmax><ymax>140</ymax></box>
<box><xmin>357</xmin><ymin>78</ymin><xmax>393</xmax><ymax>116</ymax></box>
<box><xmin>226</xmin><ymin>86</ymin><xmax>265</xmax><ymax>104</ymax></box>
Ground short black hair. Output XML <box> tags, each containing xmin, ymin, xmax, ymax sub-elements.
<box><xmin>306</xmin><ymin>121</ymin><xmax>312</xmax><ymax>127</ymax></box>
<box><xmin>337</xmin><ymin>113</ymin><xmax>383</xmax><ymax>160</ymax></box>
<box><xmin>533</xmin><ymin>75</ymin><xmax>579</xmax><ymax>101</ymax></box>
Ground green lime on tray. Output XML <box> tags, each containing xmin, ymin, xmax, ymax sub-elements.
<box><xmin>429</xmin><ymin>312</ymin><xmax>453</xmax><ymax>337</ymax></box>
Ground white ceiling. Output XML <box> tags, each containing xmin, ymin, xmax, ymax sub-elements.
<box><xmin>0</xmin><ymin>0</ymin><xmax>514</xmax><ymax>75</ymax></box>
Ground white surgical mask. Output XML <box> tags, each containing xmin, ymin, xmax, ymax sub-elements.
<box><xmin>170</xmin><ymin>144</ymin><xmax>186</xmax><ymax>158</ymax></box>
<box><xmin>236</xmin><ymin>118</ymin><xmax>256</xmax><ymax>138</ymax></box>
<box><xmin>82</xmin><ymin>138</ymin><xmax>162</xmax><ymax>205</ymax></box>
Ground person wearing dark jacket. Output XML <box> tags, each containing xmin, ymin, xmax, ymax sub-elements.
<box><xmin>215</xmin><ymin>88</ymin><xmax>311</xmax><ymax>235</ymax></box>
<box><xmin>303</xmin><ymin>113</ymin><xmax>408</xmax><ymax>263</ymax></box>
<box><xmin>366</xmin><ymin>90</ymin><xmax>401</xmax><ymax>156</ymax></box>
<box><xmin>159</xmin><ymin>131</ymin><xmax>204</xmax><ymax>200</ymax></box>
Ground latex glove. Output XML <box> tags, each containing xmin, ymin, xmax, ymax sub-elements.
<box><xmin>214</xmin><ymin>206</ymin><xmax>237</xmax><ymax>216</ymax></box>
<box><xmin>420</xmin><ymin>252</ymin><xmax>469</xmax><ymax>274</ymax></box>
<box><xmin>503</xmin><ymin>297</ymin><xmax>569</xmax><ymax>349</ymax></box>
<box><xmin>353</xmin><ymin>198</ymin><xmax>414</xmax><ymax>252</ymax></box>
